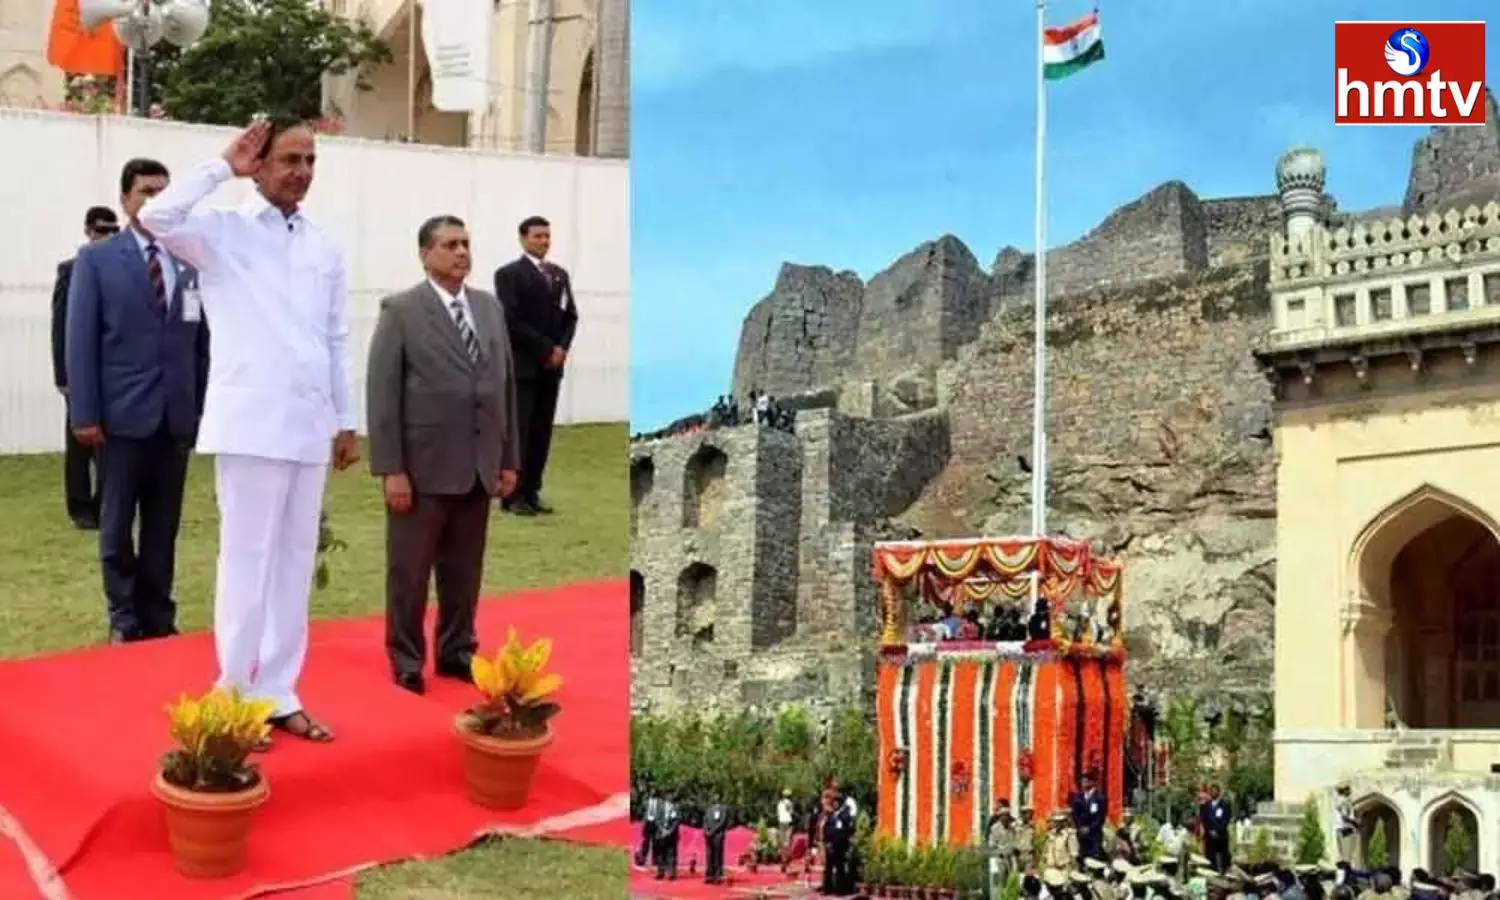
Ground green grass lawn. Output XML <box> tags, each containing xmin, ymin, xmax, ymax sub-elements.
<box><xmin>0</xmin><ymin>423</ymin><xmax>628</xmax><ymax>899</ymax></box>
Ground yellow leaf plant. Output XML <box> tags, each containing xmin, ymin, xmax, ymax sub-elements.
<box><xmin>461</xmin><ymin>627</ymin><xmax>564</xmax><ymax>739</ymax></box>
<box><xmin>160</xmin><ymin>687</ymin><xmax>276</xmax><ymax>792</ymax></box>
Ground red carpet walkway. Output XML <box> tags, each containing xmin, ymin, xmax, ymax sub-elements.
<box><xmin>626</xmin><ymin>825</ymin><xmax>821</xmax><ymax>899</ymax></box>
<box><xmin>0</xmin><ymin>580</ymin><xmax>629</xmax><ymax>900</ymax></box>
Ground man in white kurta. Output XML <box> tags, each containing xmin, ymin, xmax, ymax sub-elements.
<box><xmin>138</xmin><ymin>119</ymin><xmax>359</xmax><ymax>744</ymax></box>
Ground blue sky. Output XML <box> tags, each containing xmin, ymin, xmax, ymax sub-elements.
<box><xmin>629</xmin><ymin>0</ymin><xmax>1497</xmax><ymax>431</ymax></box>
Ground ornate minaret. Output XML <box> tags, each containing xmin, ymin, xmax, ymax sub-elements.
<box><xmin>1275</xmin><ymin>146</ymin><xmax>1326</xmax><ymax>249</ymax></box>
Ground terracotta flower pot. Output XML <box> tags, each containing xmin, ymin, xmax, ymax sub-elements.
<box><xmin>454</xmin><ymin>722</ymin><xmax>553</xmax><ymax>810</ymax></box>
<box><xmin>151</xmin><ymin>772</ymin><xmax>270</xmax><ymax>878</ymax></box>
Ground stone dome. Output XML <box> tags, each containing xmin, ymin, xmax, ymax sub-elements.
<box><xmin>1276</xmin><ymin>146</ymin><xmax>1327</xmax><ymax>195</ymax></box>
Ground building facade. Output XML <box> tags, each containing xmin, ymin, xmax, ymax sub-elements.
<box><xmin>1257</xmin><ymin>146</ymin><xmax>1500</xmax><ymax>876</ymax></box>
<box><xmin>325</xmin><ymin>0</ymin><xmax>628</xmax><ymax>153</ymax></box>
<box><xmin>0</xmin><ymin>0</ymin><xmax>626</xmax><ymax>155</ymax></box>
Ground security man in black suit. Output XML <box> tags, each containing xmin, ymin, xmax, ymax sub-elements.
<box><xmin>822</xmin><ymin>796</ymin><xmax>856</xmax><ymax>895</ymax></box>
<box><xmin>702</xmin><ymin>800</ymin><xmax>733</xmax><ymax>885</ymax></box>
<box><xmin>1069</xmin><ymin>770</ymin><xmax>1107</xmax><ymax>864</ymax></box>
<box><xmin>493</xmin><ymin>215</ymin><xmax>577</xmax><ymax>517</ymax></box>
<box><xmin>51</xmin><ymin>206</ymin><xmax>119</xmax><ymax>530</ymax></box>
<box><xmin>1199</xmin><ymin>783</ymin><xmax>1233</xmax><ymax>872</ymax></box>
<box><xmin>653</xmin><ymin>794</ymin><xmax>681</xmax><ymax>880</ymax></box>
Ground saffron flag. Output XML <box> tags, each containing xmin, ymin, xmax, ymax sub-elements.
<box><xmin>46</xmin><ymin>0</ymin><xmax>124</xmax><ymax>77</ymax></box>
<box><xmin>1042</xmin><ymin>11</ymin><xmax>1104</xmax><ymax>81</ymax></box>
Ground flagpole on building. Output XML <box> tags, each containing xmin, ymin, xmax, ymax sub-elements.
<box><xmin>1029</xmin><ymin>0</ymin><xmax>1049</xmax><ymax>538</ymax></box>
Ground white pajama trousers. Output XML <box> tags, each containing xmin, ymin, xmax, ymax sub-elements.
<box><xmin>212</xmin><ymin>454</ymin><xmax>329</xmax><ymax>717</ymax></box>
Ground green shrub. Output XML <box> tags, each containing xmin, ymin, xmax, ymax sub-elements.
<box><xmin>631</xmin><ymin>705</ymin><xmax>875</xmax><ymax>823</ymax></box>
<box><xmin>1295</xmin><ymin>799</ymin><xmax>1326</xmax><ymax>865</ymax></box>
<box><xmin>1000</xmin><ymin>870</ymin><xmax>1023</xmax><ymax>900</ymax></box>
<box><xmin>1248</xmin><ymin>827</ymin><xmax>1278</xmax><ymax>865</ymax></box>
<box><xmin>1442</xmin><ymin>812</ymin><xmax>1473</xmax><ymax>874</ymax></box>
<box><xmin>1367</xmin><ymin>819</ymin><xmax>1389</xmax><ymax>869</ymax></box>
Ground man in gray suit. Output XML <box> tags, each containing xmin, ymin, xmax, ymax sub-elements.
<box><xmin>367</xmin><ymin>215</ymin><xmax>521</xmax><ymax>694</ymax></box>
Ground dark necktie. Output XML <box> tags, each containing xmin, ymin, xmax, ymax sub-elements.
<box><xmin>145</xmin><ymin>242</ymin><xmax>166</xmax><ymax>310</ymax></box>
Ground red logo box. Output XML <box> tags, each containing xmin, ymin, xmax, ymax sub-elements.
<box><xmin>1334</xmin><ymin>21</ymin><xmax>1487</xmax><ymax>126</ymax></box>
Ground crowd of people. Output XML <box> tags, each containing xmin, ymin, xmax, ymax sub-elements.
<box><xmin>984</xmin><ymin>781</ymin><xmax>1497</xmax><ymax>900</ymax></box>
<box><xmin>630</xmin><ymin>390</ymin><xmax>796</xmax><ymax>441</ymax></box>
<box><xmin>48</xmin><ymin>116</ymin><xmax>581</xmax><ymax>737</ymax></box>
<box><xmin>631</xmin><ymin>780</ymin><xmax>862</xmax><ymax>894</ymax></box>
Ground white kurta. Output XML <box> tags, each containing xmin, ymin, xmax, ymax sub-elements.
<box><xmin>139</xmin><ymin>159</ymin><xmax>356</xmax><ymax>716</ymax></box>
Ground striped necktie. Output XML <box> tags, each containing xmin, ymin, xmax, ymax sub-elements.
<box><xmin>451</xmin><ymin>300</ymin><xmax>480</xmax><ymax>363</ymax></box>
<box><xmin>145</xmin><ymin>242</ymin><xmax>166</xmax><ymax>310</ymax></box>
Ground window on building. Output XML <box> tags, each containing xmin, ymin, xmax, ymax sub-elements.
<box><xmin>1334</xmin><ymin>294</ymin><xmax>1357</xmax><ymax>327</ymax></box>
<box><xmin>1371</xmin><ymin>288</ymin><xmax>1393</xmax><ymax>321</ymax></box>
<box><xmin>1446</xmin><ymin>277</ymin><xmax>1471</xmax><ymax>312</ymax></box>
<box><xmin>1485</xmin><ymin>273</ymin><xmax>1500</xmax><ymax>306</ymax></box>
<box><xmin>1285</xmin><ymin>297</ymin><xmax>1306</xmax><ymax>328</ymax></box>
<box><xmin>1407</xmin><ymin>283</ymin><xmax>1432</xmax><ymax>316</ymax></box>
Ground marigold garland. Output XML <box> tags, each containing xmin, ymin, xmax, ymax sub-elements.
<box><xmin>1055</xmin><ymin>663</ymin><xmax>1079</xmax><ymax>804</ymax></box>
<box><xmin>1029</xmin><ymin>661</ymin><xmax>1059</xmax><ymax>820</ymax></box>
<box><xmin>1080</xmin><ymin>662</ymin><xmax>1106</xmax><ymax>786</ymax></box>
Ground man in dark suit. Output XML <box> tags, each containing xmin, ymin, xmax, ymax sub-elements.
<box><xmin>66</xmin><ymin>158</ymin><xmax>209</xmax><ymax>643</ymax></box>
<box><xmin>366</xmin><ymin>215</ymin><xmax>521</xmax><ymax>694</ymax></box>
<box><xmin>702</xmin><ymin>800</ymin><xmax>733</xmax><ymax>885</ymax></box>
<box><xmin>1069</xmin><ymin>770</ymin><xmax>1107</xmax><ymax>864</ymax></box>
<box><xmin>51</xmin><ymin>206</ymin><xmax>119</xmax><ymax>530</ymax></box>
<box><xmin>493</xmin><ymin>215</ymin><xmax>577</xmax><ymax>516</ymax></box>
<box><xmin>653</xmin><ymin>795</ymin><xmax>681</xmax><ymax>880</ymax></box>
<box><xmin>1198</xmin><ymin>782</ymin><xmax>1233</xmax><ymax>872</ymax></box>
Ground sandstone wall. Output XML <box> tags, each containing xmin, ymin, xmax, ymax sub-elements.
<box><xmin>731</xmin><ymin>264</ymin><xmax>863</xmax><ymax>400</ymax></box>
<box><xmin>921</xmin><ymin>263</ymin><xmax>1277</xmax><ymax>693</ymax></box>
<box><xmin>630</xmin><ymin>426</ymin><xmax>806</xmax><ymax>710</ymax></box>
<box><xmin>1203</xmin><ymin>195</ymin><xmax>1282</xmax><ymax>266</ymax></box>
<box><xmin>850</xmin><ymin>236</ymin><xmax>994</xmax><ymax>379</ymax></box>
<box><xmin>1404</xmin><ymin>89</ymin><xmax>1500</xmax><ymax>215</ymax></box>
<box><xmin>1045</xmin><ymin>181</ymin><xmax>1210</xmax><ymax>297</ymax></box>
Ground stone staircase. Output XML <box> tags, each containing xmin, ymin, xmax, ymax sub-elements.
<box><xmin>1251</xmin><ymin>800</ymin><xmax>1307</xmax><ymax>861</ymax></box>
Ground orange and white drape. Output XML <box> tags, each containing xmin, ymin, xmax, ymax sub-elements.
<box><xmin>875</xmin><ymin>654</ymin><xmax>1126</xmax><ymax>846</ymax></box>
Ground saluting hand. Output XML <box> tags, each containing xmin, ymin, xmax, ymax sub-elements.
<box><xmin>223</xmin><ymin>119</ymin><xmax>271</xmax><ymax>177</ymax></box>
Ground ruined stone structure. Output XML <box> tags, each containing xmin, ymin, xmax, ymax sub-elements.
<box><xmin>630</xmin><ymin>91</ymin><xmax>1500</xmax><ymax>721</ymax></box>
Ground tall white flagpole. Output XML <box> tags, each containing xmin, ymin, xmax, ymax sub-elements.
<box><xmin>1029</xmin><ymin>0</ymin><xmax>1049</xmax><ymax>537</ymax></box>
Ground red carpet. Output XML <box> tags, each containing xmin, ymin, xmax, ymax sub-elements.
<box><xmin>0</xmin><ymin>581</ymin><xmax>628</xmax><ymax>900</ymax></box>
<box><xmin>626</xmin><ymin>825</ymin><xmax>819</xmax><ymax>899</ymax></box>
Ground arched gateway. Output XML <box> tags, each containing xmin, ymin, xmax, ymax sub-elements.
<box><xmin>1255</xmin><ymin>145</ymin><xmax>1500</xmax><ymax>875</ymax></box>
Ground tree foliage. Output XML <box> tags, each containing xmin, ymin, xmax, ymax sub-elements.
<box><xmin>1295</xmin><ymin>799</ymin><xmax>1326</xmax><ymax>865</ymax></box>
<box><xmin>1442</xmin><ymin>812</ymin><xmax>1474</xmax><ymax>874</ymax></box>
<box><xmin>150</xmin><ymin>0</ymin><xmax>391</xmax><ymax>126</ymax></box>
<box><xmin>1143</xmin><ymin>692</ymin><xmax>1274</xmax><ymax>828</ymax></box>
<box><xmin>1367</xmin><ymin>818</ymin><xmax>1389</xmax><ymax>869</ymax></box>
<box><xmin>631</xmin><ymin>705</ymin><xmax>877</xmax><ymax>826</ymax></box>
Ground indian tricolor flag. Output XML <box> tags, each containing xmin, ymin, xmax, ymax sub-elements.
<box><xmin>1042</xmin><ymin>11</ymin><xmax>1104</xmax><ymax>81</ymax></box>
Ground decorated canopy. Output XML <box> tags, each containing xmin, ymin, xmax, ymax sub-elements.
<box><xmin>870</xmin><ymin>537</ymin><xmax>1124</xmax><ymax>654</ymax></box>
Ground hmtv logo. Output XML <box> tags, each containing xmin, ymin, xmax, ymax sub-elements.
<box><xmin>1334</xmin><ymin>21</ymin><xmax>1487</xmax><ymax>125</ymax></box>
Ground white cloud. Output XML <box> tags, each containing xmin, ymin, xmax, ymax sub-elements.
<box><xmin>633</xmin><ymin>0</ymin><xmax>955</xmax><ymax>92</ymax></box>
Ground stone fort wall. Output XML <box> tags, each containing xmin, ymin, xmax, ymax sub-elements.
<box><xmin>731</xmin><ymin>185</ymin><xmax>1282</xmax><ymax>403</ymax></box>
<box><xmin>629</xmin><ymin>408</ymin><xmax>949</xmax><ymax>713</ymax></box>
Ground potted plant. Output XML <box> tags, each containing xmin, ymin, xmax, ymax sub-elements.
<box><xmin>455</xmin><ymin>628</ymin><xmax>562</xmax><ymax>809</ymax></box>
<box><xmin>151</xmin><ymin>688</ymin><xmax>276</xmax><ymax>878</ymax></box>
